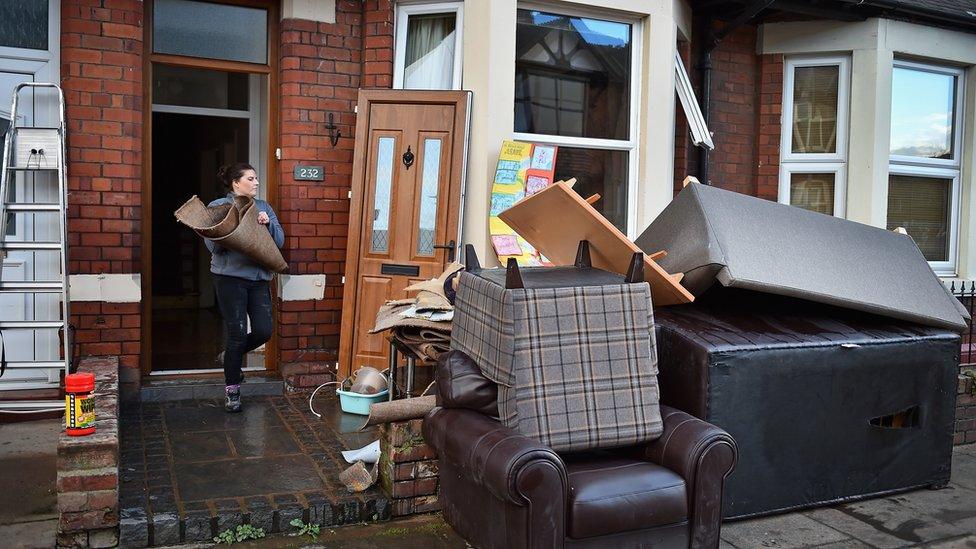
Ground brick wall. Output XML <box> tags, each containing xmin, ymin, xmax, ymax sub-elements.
<box><xmin>362</xmin><ymin>0</ymin><xmax>395</xmax><ymax>88</ymax></box>
<box><xmin>379</xmin><ymin>419</ymin><xmax>440</xmax><ymax>517</ymax></box>
<box><xmin>704</xmin><ymin>22</ymin><xmax>759</xmax><ymax>197</ymax></box>
<box><xmin>277</xmin><ymin>1</ymin><xmax>396</xmax><ymax>388</ymax></box>
<box><xmin>61</xmin><ymin>0</ymin><xmax>143</xmax><ymax>375</ymax></box>
<box><xmin>674</xmin><ymin>41</ymin><xmax>692</xmax><ymax>195</ymax></box>
<box><xmin>956</xmin><ymin>294</ymin><xmax>975</xmax><ymax>445</ymax></box>
<box><xmin>757</xmin><ymin>54</ymin><xmax>783</xmax><ymax>202</ymax></box>
<box><xmin>57</xmin><ymin>356</ymin><xmax>120</xmax><ymax>548</ymax></box>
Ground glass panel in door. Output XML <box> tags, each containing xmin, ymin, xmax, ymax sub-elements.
<box><xmin>416</xmin><ymin>138</ymin><xmax>442</xmax><ymax>256</ymax></box>
<box><xmin>370</xmin><ymin>137</ymin><xmax>396</xmax><ymax>253</ymax></box>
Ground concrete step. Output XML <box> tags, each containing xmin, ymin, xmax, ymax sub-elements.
<box><xmin>140</xmin><ymin>377</ymin><xmax>283</xmax><ymax>402</ymax></box>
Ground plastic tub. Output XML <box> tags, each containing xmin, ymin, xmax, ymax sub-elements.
<box><xmin>336</xmin><ymin>388</ymin><xmax>389</xmax><ymax>415</ymax></box>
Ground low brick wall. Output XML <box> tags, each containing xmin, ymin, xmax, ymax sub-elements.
<box><xmin>281</xmin><ymin>361</ymin><xmax>337</xmax><ymax>392</ymax></box>
<box><xmin>57</xmin><ymin>356</ymin><xmax>120</xmax><ymax>548</ymax></box>
<box><xmin>378</xmin><ymin>419</ymin><xmax>440</xmax><ymax>517</ymax></box>
<box><xmin>957</xmin><ymin>366</ymin><xmax>976</xmax><ymax>445</ymax></box>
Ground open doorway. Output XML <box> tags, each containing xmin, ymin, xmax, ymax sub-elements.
<box><xmin>151</xmin><ymin>111</ymin><xmax>247</xmax><ymax>371</ymax></box>
<box><xmin>148</xmin><ymin>64</ymin><xmax>269</xmax><ymax>374</ymax></box>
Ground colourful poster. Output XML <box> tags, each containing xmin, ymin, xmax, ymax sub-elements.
<box><xmin>489</xmin><ymin>140</ymin><xmax>558</xmax><ymax>265</ymax></box>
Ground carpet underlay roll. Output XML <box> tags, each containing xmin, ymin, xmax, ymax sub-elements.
<box><xmin>175</xmin><ymin>194</ymin><xmax>288</xmax><ymax>273</ymax></box>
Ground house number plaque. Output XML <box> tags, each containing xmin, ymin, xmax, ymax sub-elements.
<box><xmin>293</xmin><ymin>165</ymin><xmax>325</xmax><ymax>181</ymax></box>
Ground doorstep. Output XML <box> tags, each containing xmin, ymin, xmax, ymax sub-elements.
<box><xmin>140</xmin><ymin>376</ymin><xmax>283</xmax><ymax>402</ymax></box>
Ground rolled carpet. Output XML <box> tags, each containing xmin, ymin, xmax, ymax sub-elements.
<box><xmin>175</xmin><ymin>194</ymin><xmax>288</xmax><ymax>273</ymax></box>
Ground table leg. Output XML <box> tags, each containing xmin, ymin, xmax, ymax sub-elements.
<box><xmin>388</xmin><ymin>343</ymin><xmax>398</xmax><ymax>401</ymax></box>
<box><xmin>406</xmin><ymin>356</ymin><xmax>415</xmax><ymax>397</ymax></box>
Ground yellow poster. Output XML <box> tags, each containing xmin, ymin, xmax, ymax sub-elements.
<box><xmin>489</xmin><ymin>140</ymin><xmax>558</xmax><ymax>265</ymax></box>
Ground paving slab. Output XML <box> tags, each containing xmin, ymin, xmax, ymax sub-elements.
<box><xmin>721</xmin><ymin>512</ymin><xmax>851</xmax><ymax>548</ymax></box>
<box><xmin>120</xmin><ymin>394</ymin><xmax>390</xmax><ymax>547</ymax></box>
<box><xmin>949</xmin><ymin>449</ymin><xmax>976</xmax><ymax>491</ymax></box>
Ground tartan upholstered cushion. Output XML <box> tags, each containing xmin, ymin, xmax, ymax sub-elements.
<box><xmin>451</xmin><ymin>271</ymin><xmax>662</xmax><ymax>451</ymax></box>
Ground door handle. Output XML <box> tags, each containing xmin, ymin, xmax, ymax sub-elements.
<box><xmin>432</xmin><ymin>239</ymin><xmax>456</xmax><ymax>261</ymax></box>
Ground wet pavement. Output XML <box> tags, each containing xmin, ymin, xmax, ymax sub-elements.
<box><xmin>120</xmin><ymin>393</ymin><xmax>390</xmax><ymax>546</ymax></box>
<box><xmin>0</xmin><ymin>418</ymin><xmax>59</xmax><ymax>549</ymax></box>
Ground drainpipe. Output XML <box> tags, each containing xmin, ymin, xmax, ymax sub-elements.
<box><xmin>696</xmin><ymin>0</ymin><xmax>777</xmax><ymax>185</ymax></box>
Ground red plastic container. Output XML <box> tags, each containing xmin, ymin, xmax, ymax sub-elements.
<box><xmin>65</xmin><ymin>372</ymin><xmax>96</xmax><ymax>436</ymax></box>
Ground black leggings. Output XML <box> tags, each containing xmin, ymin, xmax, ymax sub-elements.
<box><xmin>213</xmin><ymin>274</ymin><xmax>273</xmax><ymax>386</ymax></box>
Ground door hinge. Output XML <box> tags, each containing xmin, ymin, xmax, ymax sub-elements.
<box><xmin>354</xmin><ymin>105</ymin><xmax>358</xmax><ymax>114</ymax></box>
<box><xmin>275</xmin><ymin>148</ymin><xmax>281</xmax><ymax>160</ymax></box>
<box><xmin>347</xmin><ymin>190</ymin><xmax>352</xmax><ymax>199</ymax></box>
<box><xmin>341</xmin><ymin>276</ymin><xmax>346</xmax><ymax>284</ymax></box>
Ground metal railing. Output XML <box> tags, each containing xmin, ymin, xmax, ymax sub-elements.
<box><xmin>949</xmin><ymin>280</ymin><xmax>975</xmax><ymax>366</ymax></box>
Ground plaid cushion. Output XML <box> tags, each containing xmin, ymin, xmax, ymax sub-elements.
<box><xmin>451</xmin><ymin>271</ymin><xmax>662</xmax><ymax>451</ymax></box>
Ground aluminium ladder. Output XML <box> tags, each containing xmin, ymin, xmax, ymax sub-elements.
<box><xmin>0</xmin><ymin>82</ymin><xmax>72</xmax><ymax>411</ymax></box>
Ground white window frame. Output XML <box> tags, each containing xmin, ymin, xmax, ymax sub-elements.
<box><xmin>512</xmin><ymin>3</ymin><xmax>642</xmax><ymax>238</ymax></box>
<box><xmin>889</xmin><ymin>60</ymin><xmax>965</xmax><ymax>169</ymax></box>
<box><xmin>393</xmin><ymin>1</ymin><xmax>464</xmax><ymax>90</ymax></box>
<box><xmin>887</xmin><ymin>163</ymin><xmax>961</xmax><ymax>275</ymax></box>
<box><xmin>888</xmin><ymin>59</ymin><xmax>965</xmax><ymax>275</ymax></box>
<box><xmin>779</xmin><ymin>55</ymin><xmax>850</xmax><ymax>217</ymax></box>
<box><xmin>675</xmin><ymin>51</ymin><xmax>713</xmax><ymax>150</ymax></box>
<box><xmin>779</xmin><ymin>162</ymin><xmax>848</xmax><ymax>218</ymax></box>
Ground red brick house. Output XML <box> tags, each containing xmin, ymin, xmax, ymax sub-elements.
<box><xmin>0</xmin><ymin>0</ymin><xmax>973</xmax><ymax>438</ymax></box>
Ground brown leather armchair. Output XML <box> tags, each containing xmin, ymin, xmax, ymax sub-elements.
<box><xmin>424</xmin><ymin>351</ymin><xmax>737</xmax><ymax>549</ymax></box>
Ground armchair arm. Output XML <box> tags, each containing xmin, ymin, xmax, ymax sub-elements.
<box><xmin>424</xmin><ymin>407</ymin><xmax>568</xmax><ymax>547</ymax></box>
<box><xmin>641</xmin><ymin>406</ymin><xmax>737</xmax><ymax>549</ymax></box>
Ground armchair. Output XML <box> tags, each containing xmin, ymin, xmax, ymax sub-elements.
<box><xmin>424</xmin><ymin>351</ymin><xmax>738</xmax><ymax>549</ymax></box>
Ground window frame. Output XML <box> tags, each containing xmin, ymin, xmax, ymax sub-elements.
<box><xmin>393</xmin><ymin>1</ymin><xmax>464</xmax><ymax>90</ymax></box>
<box><xmin>781</xmin><ymin>55</ymin><xmax>851</xmax><ymax>164</ymax></box>
<box><xmin>512</xmin><ymin>2</ymin><xmax>642</xmax><ymax>238</ymax></box>
<box><xmin>888</xmin><ymin>59</ymin><xmax>965</xmax><ymax>275</ymax></box>
<box><xmin>887</xmin><ymin>160</ymin><xmax>962</xmax><ymax>276</ymax></box>
<box><xmin>779</xmin><ymin>55</ymin><xmax>851</xmax><ymax>218</ymax></box>
<box><xmin>778</xmin><ymin>162</ymin><xmax>848</xmax><ymax>218</ymax></box>
<box><xmin>889</xmin><ymin>60</ymin><xmax>965</xmax><ymax>169</ymax></box>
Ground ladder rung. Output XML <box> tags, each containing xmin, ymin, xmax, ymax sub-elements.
<box><xmin>5</xmin><ymin>204</ymin><xmax>60</xmax><ymax>212</ymax></box>
<box><xmin>0</xmin><ymin>320</ymin><xmax>64</xmax><ymax>329</ymax></box>
<box><xmin>0</xmin><ymin>281</ymin><xmax>64</xmax><ymax>292</ymax></box>
<box><xmin>5</xmin><ymin>166</ymin><xmax>59</xmax><ymax>172</ymax></box>
<box><xmin>2</xmin><ymin>361</ymin><xmax>65</xmax><ymax>370</ymax></box>
<box><xmin>0</xmin><ymin>242</ymin><xmax>61</xmax><ymax>250</ymax></box>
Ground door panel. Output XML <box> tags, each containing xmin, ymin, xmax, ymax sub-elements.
<box><xmin>1</xmin><ymin>58</ymin><xmax>63</xmax><ymax>390</ymax></box>
<box><xmin>339</xmin><ymin>90</ymin><xmax>471</xmax><ymax>375</ymax></box>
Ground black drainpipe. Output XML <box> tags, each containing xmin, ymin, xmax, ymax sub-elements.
<box><xmin>696</xmin><ymin>0</ymin><xmax>777</xmax><ymax>185</ymax></box>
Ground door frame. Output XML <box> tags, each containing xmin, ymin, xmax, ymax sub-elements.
<box><xmin>337</xmin><ymin>89</ymin><xmax>471</xmax><ymax>378</ymax></box>
<box><xmin>140</xmin><ymin>0</ymin><xmax>280</xmax><ymax>376</ymax></box>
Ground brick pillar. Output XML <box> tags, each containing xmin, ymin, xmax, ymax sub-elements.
<box><xmin>362</xmin><ymin>0</ymin><xmax>394</xmax><ymax>88</ymax></box>
<box><xmin>757</xmin><ymin>54</ymin><xmax>783</xmax><ymax>202</ymax></box>
<box><xmin>277</xmin><ymin>1</ymin><xmax>371</xmax><ymax>385</ymax></box>
<box><xmin>61</xmin><ymin>0</ymin><xmax>143</xmax><ymax>375</ymax></box>
<box><xmin>379</xmin><ymin>419</ymin><xmax>440</xmax><ymax>517</ymax></box>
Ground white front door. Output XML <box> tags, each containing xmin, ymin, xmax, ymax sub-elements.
<box><xmin>0</xmin><ymin>0</ymin><xmax>62</xmax><ymax>391</ymax></box>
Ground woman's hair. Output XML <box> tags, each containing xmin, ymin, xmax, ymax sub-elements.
<box><xmin>217</xmin><ymin>162</ymin><xmax>255</xmax><ymax>190</ymax></box>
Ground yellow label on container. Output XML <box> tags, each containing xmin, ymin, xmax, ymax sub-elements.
<box><xmin>65</xmin><ymin>394</ymin><xmax>95</xmax><ymax>429</ymax></box>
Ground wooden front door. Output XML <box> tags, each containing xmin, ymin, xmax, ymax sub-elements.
<box><xmin>339</xmin><ymin>90</ymin><xmax>471</xmax><ymax>376</ymax></box>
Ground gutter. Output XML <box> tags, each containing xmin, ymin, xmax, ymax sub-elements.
<box><xmin>835</xmin><ymin>0</ymin><xmax>976</xmax><ymax>31</ymax></box>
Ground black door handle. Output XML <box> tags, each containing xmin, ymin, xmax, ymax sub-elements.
<box><xmin>432</xmin><ymin>239</ymin><xmax>456</xmax><ymax>261</ymax></box>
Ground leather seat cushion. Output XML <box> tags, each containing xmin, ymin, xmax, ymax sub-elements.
<box><xmin>565</xmin><ymin>455</ymin><xmax>687</xmax><ymax>539</ymax></box>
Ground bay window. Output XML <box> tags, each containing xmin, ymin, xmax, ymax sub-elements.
<box><xmin>513</xmin><ymin>7</ymin><xmax>639</xmax><ymax>235</ymax></box>
<box><xmin>779</xmin><ymin>56</ymin><xmax>850</xmax><ymax>217</ymax></box>
<box><xmin>886</xmin><ymin>60</ymin><xmax>963</xmax><ymax>274</ymax></box>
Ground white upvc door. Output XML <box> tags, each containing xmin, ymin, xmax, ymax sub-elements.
<box><xmin>0</xmin><ymin>0</ymin><xmax>62</xmax><ymax>391</ymax></box>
